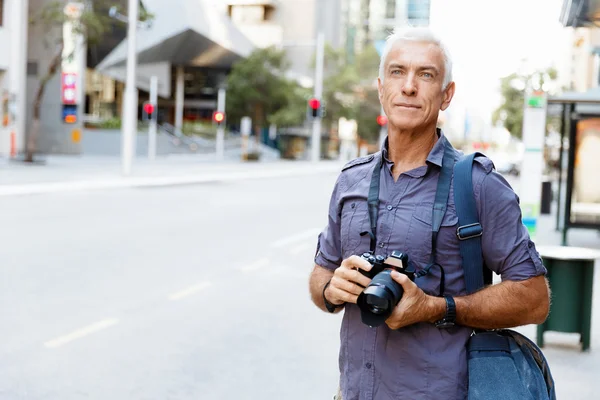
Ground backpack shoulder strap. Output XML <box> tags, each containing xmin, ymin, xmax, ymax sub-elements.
<box><xmin>453</xmin><ymin>153</ymin><xmax>491</xmax><ymax>294</ymax></box>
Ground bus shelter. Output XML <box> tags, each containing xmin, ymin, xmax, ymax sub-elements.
<box><xmin>548</xmin><ymin>88</ymin><xmax>600</xmax><ymax>245</ymax></box>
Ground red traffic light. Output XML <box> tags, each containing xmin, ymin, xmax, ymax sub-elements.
<box><xmin>213</xmin><ymin>111</ymin><xmax>225</xmax><ymax>123</ymax></box>
<box><xmin>376</xmin><ymin>115</ymin><xmax>388</xmax><ymax>126</ymax></box>
<box><xmin>308</xmin><ymin>98</ymin><xmax>320</xmax><ymax>110</ymax></box>
<box><xmin>143</xmin><ymin>102</ymin><xmax>155</xmax><ymax>116</ymax></box>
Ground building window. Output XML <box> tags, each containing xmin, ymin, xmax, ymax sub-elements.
<box><xmin>230</xmin><ymin>5</ymin><xmax>266</xmax><ymax>24</ymax></box>
<box><xmin>407</xmin><ymin>0</ymin><xmax>430</xmax><ymax>23</ymax></box>
<box><xmin>0</xmin><ymin>0</ymin><xmax>4</xmax><ymax>26</ymax></box>
<box><xmin>385</xmin><ymin>0</ymin><xmax>395</xmax><ymax>19</ymax></box>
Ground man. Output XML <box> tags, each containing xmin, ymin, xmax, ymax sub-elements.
<box><xmin>308</xmin><ymin>27</ymin><xmax>550</xmax><ymax>400</ymax></box>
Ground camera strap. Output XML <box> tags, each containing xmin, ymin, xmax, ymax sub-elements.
<box><xmin>364</xmin><ymin>137</ymin><xmax>455</xmax><ymax>296</ymax></box>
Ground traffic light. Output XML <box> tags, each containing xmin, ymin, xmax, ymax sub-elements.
<box><xmin>213</xmin><ymin>111</ymin><xmax>225</xmax><ymax>126</ymax></box>
<box><xmin>376</xmin><ymin>115</ymin><xmax>388</xmax><ymax>126</ymax></box>
<box><xmin>143</xmin><ymin>101</ymin><xmax>156</xmax><ymax>122</ymax></box>
<box><xmin>308</xmin><ymin>98</ymin><xmax>321</xmax><ymax>118</ymax></box>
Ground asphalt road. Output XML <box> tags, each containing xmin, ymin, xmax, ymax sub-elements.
<box><xmin>0</xmin><ymin>172</ymin><xmax>342</xmax><ymax>399</ymax></box>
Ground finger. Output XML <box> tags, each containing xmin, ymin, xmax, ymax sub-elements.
<box><xmin>342</xmin><ymin>255</ymin><xmax>372</xmax><ymax>272</ymax></box>
<box><xmin>327</xmin><ymin>285</ymin><xmax>359</xmax><ymax>304</ymax></box>
<box><xmin>391</xmin><ymin>271</ymin><xmax>416</xmax><ymax>292</ymax></box>
<box><xmin>331</xmin><ymin>276</ymin><xmax>366</xmax><ymax>297</ymax></box>
<box><xmin>337</xmin><ymin>267</ymin><xmax>371</xmax><ymax>288</ymax></box>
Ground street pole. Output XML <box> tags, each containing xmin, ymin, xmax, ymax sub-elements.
<box><xmin>311</xmin><ymin>31</ymin><xmax>325</xmax><ymax>163</ymax></box>
<box><xmin>121</xmin><ymin>0</ymin><xmax>139</xmax><ymax>176</ymax></box>
<box><xmin>216</xmin><ymin>87</ymin><xmax>226</xmax><ymax>160</ymax></box>
<box><xmin>148</xmin><ymin>76</ymin><xmax>158</xmax><ymax>160</ymax></box>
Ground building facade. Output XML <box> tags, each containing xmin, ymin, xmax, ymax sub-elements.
<box><xmin>213</xmin><ymin>0</ymin><xmax>343</xmax><ymax>85</ymax></box>
<box><xmin>0</xmin><ymin>0</ymin><xmax>29</xmax><ymax>158</ymax></box>
<box><xmin>560</xmin><ymin>0</ymin><xmax>600</xmax><ymax>91</ymax></box>
<box><xmin>341</xmin><ymin>0</ymin><xmax>430</xmax><ymax>57</ymax></box>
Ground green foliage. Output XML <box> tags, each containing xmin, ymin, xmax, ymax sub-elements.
<box><xmin>226</xmin><ymin>46</ymin><xmax>304</xmax><ymax>130</ymax></box>
<box><xmin>353</xmin><ymin>87</ymin><xmax>381</xmax><ymax>143</ymax></box>
<box><xmin>319</xmin><ymin>44</ymin><xmax>381</xmax><ymax>143</ymax></box>
<box><xmin>30</xmin><ymin>1</ymin><xmax>155</xmax><ymax>47</ymax></box>
<box><xmin>492</xmin><ymin>67</ymin><xmax>559</xmax><ymax>139</ymax></box>
<box><xmin>268</xmin><ymin>85</ymin><xmax>312</xmax><ymax>128</ymax></box>
<box><xmin>226</xmin><ymin>43</ymin><xmax>384</xmax><ymax>144</ymax></box>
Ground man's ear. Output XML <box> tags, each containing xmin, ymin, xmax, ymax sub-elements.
<box><xmin>377</xmin><ymin>77</ymin><xmax>384</xmax><ymax>103</ymax></box>
<box><xmin>440</xmin><ymin>82</ymin><xmax>455</xmax><ymax>111</ymax></box>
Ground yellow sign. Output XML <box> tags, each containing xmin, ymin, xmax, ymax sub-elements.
<box><xmin>71</xmin><ymin>129</ymin><xmax>81</xmax><ymax>143</ymax></box>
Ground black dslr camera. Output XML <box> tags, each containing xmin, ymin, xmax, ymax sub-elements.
<box><xmin>356</xmin><ymin>251</ymin><xmax>415</xmax><ymax>327</ymax></box>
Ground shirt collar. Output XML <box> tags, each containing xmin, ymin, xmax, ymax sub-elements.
<box><xmin>381</xmin><ymin>128</ymin><xmax>446</xmax><ymax>168</ymax></box>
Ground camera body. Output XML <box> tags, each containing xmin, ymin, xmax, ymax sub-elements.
<box><xmin>356</xmin><ymin>250</ymin><xmax>415</xmax><ymax>327</ymax></box>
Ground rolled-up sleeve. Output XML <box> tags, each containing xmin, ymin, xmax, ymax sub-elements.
<box><xmin>314</xmin><ymin>174</ymin><xmax>344</xmax><ymax>271</ymax></box>
<box><xmin>477</xmin><ymin>170</ymin><xmax>547</xmax><ymax>281</ymax></box>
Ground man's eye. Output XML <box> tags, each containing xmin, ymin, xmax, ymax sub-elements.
<box><xmin>423</xmin><ymin>72</ymin><xmax>433</xmax><ymax>78</ymax></box>
<box><xmin>391</xmin><ymin>70</ymin><xmax>400</xmax><ymax>75</ymax></box>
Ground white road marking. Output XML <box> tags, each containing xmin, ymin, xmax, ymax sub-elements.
<box><xmin>169</xmin><ymin>281</ymin><xmax>212</xmax><ymax>300</ymax></box>
<box><xmin>270</xmin><ymin>228</ymin><xmax>320</xmax><ymax>248</ymax></box>
<box><xmin>239</xmin><ymin>257</ymin><xmax>270</xmax><ymax>272</ymax></box>
<box><xmin>290</xmin><ymin>242</ymin><xmax>313</xmax><ymax>255</ymax></box>
<box><xmin>44</xmin><ymin>318</ymin><xmax>119</xmax><ymax>349</ymax></box>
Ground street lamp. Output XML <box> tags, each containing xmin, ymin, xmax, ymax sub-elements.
<box><xmin>108</xmin><ymin>3</ymin><xmax>151</xmax><ymax>176</ymax></box>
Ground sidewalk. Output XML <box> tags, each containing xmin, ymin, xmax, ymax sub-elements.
<box><xmin>510</xmin><ymin>210</ymin><xmax>600</xmax><ymax>399</ymax></box>
<box><xmin>0</xmin><ymin>154</ymin><xmax>345</xmax><ymax>196</ymax></box>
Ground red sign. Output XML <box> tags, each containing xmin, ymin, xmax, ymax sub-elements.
<box><xmin>62</xmin><ymin>72</ymin><xmax>77</xmax><ymax>105</ymax></box>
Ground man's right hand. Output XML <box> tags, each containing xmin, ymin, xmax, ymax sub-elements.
<box><xmin>325</xmin><ymin>255</ymin><xmax>373</xmax><ymax>305</ymax></box>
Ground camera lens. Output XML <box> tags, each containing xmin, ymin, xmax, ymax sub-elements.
<box><xmin>364</xmin><ymin>291</ymin><xmax>390</xmax><ymax>314</ymax></box>
<box><xmin>356</xmin><ymin>270</ymin><xmax>405</xmax><ymax>327</ymax></box>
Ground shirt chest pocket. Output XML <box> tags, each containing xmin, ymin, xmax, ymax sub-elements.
<box><xmin>340</xmin><ymin>200</ymin><xmax>369</xmax><ymax>256</ymax></box>
<box><xmin>406</xmin><ymin>202</ymin><xmax>459</xmax><ymax>265</ymax></box>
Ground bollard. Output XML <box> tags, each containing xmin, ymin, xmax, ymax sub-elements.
<box><xmin>541</xmin><ymin>180</ymin><xmax>552</xmax><ymax>215</ymax></box>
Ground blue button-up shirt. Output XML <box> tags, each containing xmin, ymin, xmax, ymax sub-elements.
<box><xmin>314</xmin><ymin>132</ymin><xmax>546</xmax><ymax>400</ymax></box>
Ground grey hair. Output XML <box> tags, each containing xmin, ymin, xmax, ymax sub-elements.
<box><xmin>378</xmin><ymin>27</ymin><xmax>453</xmax><ymax>89</ymax></box>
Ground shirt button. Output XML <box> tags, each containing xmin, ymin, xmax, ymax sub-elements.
<box><xmin>387</xmin><ymin>205</ymin><xmax>393</xmax><ymax>211</ymax></box>
<box><xmin>379</xmin><ymin>242</ymin><xmax>384</xmax><ymax>248</ymax></box>
<box><xmin>365</xmin><ymin>362</ymin><xmax>372</xmax><ymax>369</ymax></box>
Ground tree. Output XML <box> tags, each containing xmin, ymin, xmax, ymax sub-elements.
<box><xmin>226</xmin><ymin>46</ymin><xmax>306</xmax><ymax>135</ymax></box>
<box><xmin>316</xmin><ymin>44</ymin><xmax>382</xmax><ymax>143</ymax></box>
<box><xmin>492</xmin><ymin>67</ymin><xmax>559</xmax><ymax>140</ymax></box>
<box><xmin>25</xmin><ymin>1</ymin><xmax>152</xmax><ymax>162</ymax></box>
<box><xmin>320</xmin><ymin>44</ymin><xmax>360</xmax><ymax>130</ymax></box>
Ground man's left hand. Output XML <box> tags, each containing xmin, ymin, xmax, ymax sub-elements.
<box><xmin>385</xmin><ymin>271</ymin><xmax>437</xmax><ymax>330</ymax></box>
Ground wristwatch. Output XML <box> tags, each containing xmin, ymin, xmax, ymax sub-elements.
<box><xmin>435</xmin><ymin>295</ymin><xmax>456</xmax><ymax>328</ymax></box>
<box><xmin>323</xmin><ymin>280</ymin><xmax>345</xmax><ymax>313</ymax></box>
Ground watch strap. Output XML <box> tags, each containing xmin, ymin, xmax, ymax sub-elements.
<box><xmin>323</xmin><ymin>279</ymin><xmax>344</xmax><ymax>313</ymax></box>
<box><xmin>435</xmin><ymin>295</ymin><xmax>456</xmax><ymax>328</ymax></box>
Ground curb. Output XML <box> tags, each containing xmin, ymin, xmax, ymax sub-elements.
<box><xmin>0</xmin><ymin>164</ymin><xmax>343</xmax><ymax>197</ymax></box>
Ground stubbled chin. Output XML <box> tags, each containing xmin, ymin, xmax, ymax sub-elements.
<box><xmin>388</xmin><ymin>116</ymin><xmax>421</xmax><ymax>129</ymax></box>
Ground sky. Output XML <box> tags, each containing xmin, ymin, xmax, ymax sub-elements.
<box><xmin>429</xmin><ymin>0</ymin><xmax>570</xmax><ymax>123</ymax></box>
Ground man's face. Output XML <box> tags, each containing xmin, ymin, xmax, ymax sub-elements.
<box><xmin>377</xmin><ymin>40</ymin><xmax>454</xmax><ymax>132</ymax></box>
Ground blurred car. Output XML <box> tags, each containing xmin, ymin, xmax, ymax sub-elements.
<box><xmin>489</xmin><ymin>152</ymin><xmax>521</xmax><ymax>176</ymax></box>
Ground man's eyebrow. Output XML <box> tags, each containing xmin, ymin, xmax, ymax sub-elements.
<box><xmin>387</xmin><ymin>64</ymin><xmax>440</xmax><ymax>74</ymax></box>
<box><xmin>418</xmin><ymin>65</ymin><xmax>440</xmax><ymax>73</ymax></box>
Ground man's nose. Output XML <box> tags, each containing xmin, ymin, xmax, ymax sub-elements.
<box><xmin>401</xmin><ymin>74</ymin><xmax>417</xmax><ymax>96</ymax></box>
